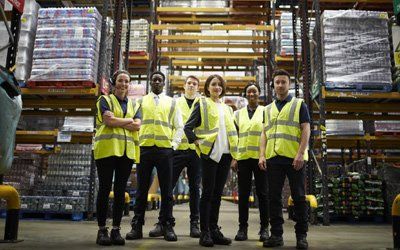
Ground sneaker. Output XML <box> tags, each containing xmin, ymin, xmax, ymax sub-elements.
<box><xmin>210</xmin><ymin>227</ymin><xmax>231</xmax><ymax>245</ymax></box>
<box><xmin>149</xmin><ymin>222</ymin><xmax>164</xmax><ymax>237</ymax></box>
<box><xmin>259</xmin><ymin>226</ymin><xmax>269</xmax><ymax>242</ymax></box>
<box><xmin>199</xmin><ymin>231</ymin><xmax>214</xmax><ymax>247</ymax></box>
<box><xmin>125</xmin><ymin>221</ymin><xmax>143</xmax><ymax>240</ymax></box>
<box><xmin>110</xmin><ymin>228</ymin><xmax>125</xmax><ymax>245</ymax></box>
<box><xmin>190</xmin><ymin>222</ymin><xmax>201</xmax><ymax>238</ymax></box>
<box><xmin>296</xmin><ymin>235</ymin><xmax>308</xmax><ymax>249</ymax></box>
<box><xmin>234</xmin><ymin>227</ymin><xmax>248</xmax><ymax>241</ymax></box>
<box><xmin>96</xmin><ymin>228</ymin><xmax>112</xmax><ymax>246</ymax></box>
<box><xmin>163</xmin><ymin>223</ymin><xmax>177</xmax><ymax>241</ymax></box>
<box><xmin>263</xmin><ymin>235</ymin><xmax>284</xmax><ymax>248</ymax></box>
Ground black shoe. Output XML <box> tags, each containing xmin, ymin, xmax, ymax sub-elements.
<box><xmin>210</xmin><ymin>227</ymin><xmax>231</xmax><ymax>245</ymax></box>
<box><xmin>263</xmin><ymin>235</ymin><xmax>284</xmax><ymax>247</ymax></box>
<box><xmin>234</xmin><ymin>226</ymin><xmax>248</xmax><ymax>241</ymax></box>
<box><xmin>125</xmin><ymin>221</ymin><xmax>143</xmax><ymax>240</ymax></box>
<box><xmin>149</xmin><ymin>222</ymin><xmax>164</xmax><ymax>237</ymax></box>
<box><xmin>199</xmin><ymin>231</ymin><xmax>214</xmax><ymax>247</ymax></box>
<box><xmin>296</xmin><ymin>235</ymin><xmax>308</xmax><ymax>249</ymax></box>
<box><xmin>190</xmin><ymin>222</ymin><xmax>201</xmax><ymax>238</ymax></box>
<box><xmin>110</xmin><ymin>228</ymin><xmax>125</xmax><ymax>245</ymax></box>
<box><xmin>259</xmin><ymin>227</ymin><xmax>269</xmax><ymax>242</ymax></box>
<box><xmin>96</xmin><ymin>228</ymin><xmax>112</xmax><ymax>246</ymax></box>
<box><xmin>163</xmin><ymin>223</ymin><xmax>177</xmax><ymax>241</ymax></box>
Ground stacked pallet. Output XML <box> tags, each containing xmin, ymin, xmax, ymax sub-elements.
<box><xmin>28</xmin><ymin>8</ymin><xmax>102</xmax><ymax>88</ymax></box>
<box><xmin>121</xmin><ymin>19</ymin><xmax>149</xmax><ymax>53</ymax></box>
<box><xmin>320</xmin><ymin>10</ymin><xmax>392</xmax><ymax>91</ymax></box>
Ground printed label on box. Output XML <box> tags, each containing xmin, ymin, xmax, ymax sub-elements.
<box><xmin>43</xmin><ymin>203</ymin><xmax>51</xmax><ymax>209</ymax></box>
<box><xmin>65</xmin><ymin>205</ymin><xmax>73</xmax><ymax>210</ymax></box>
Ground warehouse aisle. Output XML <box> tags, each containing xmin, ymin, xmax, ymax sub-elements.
<box><xmin>0</xmin><ymin>201</ymin><xmax>392</xmax><ymax>249</ymax></box>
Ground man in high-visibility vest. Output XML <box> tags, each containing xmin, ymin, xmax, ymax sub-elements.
<box><xmin>126</xmin><ymin>71</ymin><xmax>184</xmax><ymax>242</ymax></box>
<box><xmin>259</xmin><ymin>69</ymin><xmax>311</xmax><ymax>249</ymax></box>
<box><xmin>150</xmin><ymin>75</ymin><xmax>202</xmax><ymax>238</ymax></box>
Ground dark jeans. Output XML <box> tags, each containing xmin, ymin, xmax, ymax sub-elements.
<box><xmin>200</xmin><ymin>154</ymin><xmax>232</xmax><ymax>232</ymax></box>
<box><xmin>237</xmin><ymin>159</ymin><xmax>269</xmax><ymax>228</ymax></box>
<box><xmin>169</xmin><ymin>149</ymin><xmax>201</xmax><ymax>223</ymax></box>
<box><xmin>132</xmin><ymin>146</ymin><xmax>175</xmax><ymax>225</ymax></box>
<box><xmin>95</xmin><ymin>155</ymin><xmax>133</xmax><ymax>227</ymax></box>
<box><xmin>266</xmin><ymin>161</ymin><xmax>308</xmax><ymax>237</ymax></box>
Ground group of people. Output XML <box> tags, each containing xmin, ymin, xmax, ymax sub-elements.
<box><xmin>93</xmin><ymin>68</ymin><xmax>311</xmax><ymax>249</ymax></box>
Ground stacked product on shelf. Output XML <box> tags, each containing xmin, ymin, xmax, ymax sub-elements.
<box><xmin>374</xmin><ymin>121</ymin><xmax>400</xmax><ymax>135</ymax></box>
<box><xmin>3</xmin><ymin>145</ymin><xmax>95</xmax><ymax>215</ymax></box>
<box><xmin>314</xmin><ymin>179</ymin><xmax>335</xmax><ymax>218</ymax></box>
<box><xmin>2</xmin><ymin>154</ymin><xmax>41</xmax><ymax>196</ymax></box>
<box><xmin>121</xmin><ymin>19</ymin><xmax>149</xmax><ymax>53</ymax></box>
<box><xmin>326</xmin><ymin>120</ymin><xmax>364</xmax><ymax>136</ymax></box>
<box><xmin>28</xmin><ymin>7</ymin><xmax>102</xmax><ymax>87</ymax></box>
<box><xmin>277</xmin><ymin>12</ymin><xmax>315</xmax><ymax>56</ymax></box>
<box><xmin>160</xmin><ymin>0</ymin><xmax>226</xmax><ymax>7</ymax></box>
<box><xmin>14</xmin><ymin>0</ymin><xmax>40</xmax><ymax>83</ymax></box>
<box><xmin>98</xmin><ymin>17</ymin><xmax>114</xmax><ymax>94</ymax></box>
<box><xmin>319</xmin><ymin>10</ymin><xmax>392</xmax><ymax>91</ymax></box>
<box><xmin>315</xmin><ymin>173</ymin><xmax>385</xmax><ymax>221</ymax></box>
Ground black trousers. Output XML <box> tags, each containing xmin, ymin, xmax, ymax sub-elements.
<box><xmin>169</xmin><ymin>149</ymin><xmax>201</xmax><ymax>223</ymax></box>
<box><xmin>266</xmin><ymin>161</ymin><xmax>308</xmax><ymax>237</ymax></box>
<box><xmin>237</xmin><ymin>159</ymin><xmax>269</xmax><ymax>228</ymax></box>
<box><xmin>132</xmin><ymin>146</ymin><xmax>174</xmax><ymax>225</ymax></box>
<box><xmin>95</xmin><ymin>155</ymin><xmax>133</xmax><ymax>227</ymax></box>
<box><xmin>200</xmin><ymin>154</ymin><xmax>232</xmax><ymax>232</ymax></box>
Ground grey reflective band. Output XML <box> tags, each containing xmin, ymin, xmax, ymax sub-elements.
<box><xmin>202</xmin><ymin>140</ymin><xmax>213</xmax><ymax>147</ymax></box>
<box><xmin>247</xmin><ymin>146</ymin><xmax>259</xmax><ymax>151</ymax></box>
<box><xmin>277</xmin><ymin>120</ymin><xmax>299</xmax><ymax>127</ymax></box>
<box><xmin>230</xmin><ymin>146</ymin><xmax>238</xmax><ymax>152</ymax></box>
<box><xmin>248</xmin><ymin>131</ymin><xmax>261</xmax><ymax>136</ymax></box>
<box><xmin>289</xmin><ymin>98</ymin><xmax>299</xmax><ymax>121</ymax></box>
<box><xmin>168</xmin><ymin>99</ymin><xmax>177</xmax><ymax>123</ymax></box>
<box><xmin>265</xmin><ymin>105</ymin><xmax>272</xmax><ymax>124</ymax></box>
<box><xmin>235</xmin><ymin>110</ymin><xmax>240</xmax><ymax>125</ymax></box>
<box><xmin>139</xmin><ymin>134</ymin><xmax>170</xmax><ymax>141</ymax></box>
<box><xmin>181</xmin><ymin>138</ymin><xmax>189</xmax><ymax>143</ymax></box>
<box><xmin>238</xmin><ymin>146</ymin><xmax>259</xmax><ymax>153</ymax></box>
<box><xmin>227</xmin><ymin>131</ymin><xmax>237</xmax><ymax>137</ymax></box>
<box><xmin>139</xmin><ymin>134</ymin><xmax>154</xmax><ymax>140</ymax></box>
<box><xmin>131</xmin><ymin>100</ymin><xmax>136</xmax><ymax>113</ymax></box>
<box><xmin>141</xmin><ymin>119</ymin><xmax>173</xmax><ymax>129</ymax></box>
<box><xmin>239</xmin><ymin>132</ymin><xmax>247</xmax><ymax>138</ymax></box>
<box><xmin>269</xmin><ymin>133</ymin><xmax>300</xmax><ymax>143</ymax></box>
<box><xmin>201</xmin><ymin>98</ymin><xmax>209</xmax><ymax>131</ymax></box>
<box><xmin>95</xmin><ymin>134</ymin><xmax>134</xmax><ymax>143</ymax></box>
<box><xmin>195</xmin><ymin>127</ymin><xmax>219</xmax><ymax>135</ymax></box>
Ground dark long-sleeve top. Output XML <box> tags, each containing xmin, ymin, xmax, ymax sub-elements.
<box><xmin>184</xmin><ymin>101</ymin><xmax>201</xmax><ymax>143</ymax></box>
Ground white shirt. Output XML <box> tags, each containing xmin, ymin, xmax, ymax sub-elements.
<box><xmin>149</xmin><ymin>92</ymin><xmax>184</xmax><ymax>150</ymax></box>
<box><xmin>210</xmin><ymin>102</ymin><xmax>230</xmax><ymax>163</ymax></box>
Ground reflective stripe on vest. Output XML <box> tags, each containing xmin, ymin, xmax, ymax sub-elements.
<box><xmin>236</xmin><ymin>105</ymin><xmax>264</xmax><ymax>160</ymax></box>
<box><xmin>94</xmin><ymin>94</ymin><xmax>140</xmax><ymax>162</ymax></box>
<box><xmin>139</xmin><ymin>94</ymin><xmax>176</xmax><ymax>148</ymax></box>
<box><xmin>264</xmin><ymin>97</ymin><xmax>308</xmax><ymax>161</ymax></box>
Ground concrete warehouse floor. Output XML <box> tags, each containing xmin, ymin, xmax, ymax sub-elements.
<box><xmin>0</xmin><ymin>201</ymin><xmax>393</xmax><ymax>250</ymax></box>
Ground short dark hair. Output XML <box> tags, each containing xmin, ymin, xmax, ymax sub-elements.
<box><xmin>243</xmin><ymin>82</ymin><xmax>261</xmax><ymax>97</ymax></box>
<box><xmin>111</xmin><ymin>70</ymin><xmax>130</xmax><ymax>86</ymax></box>
<box><xmin>150</xmin><ymin>71</ymin><xmax>165</xmax><ymax>82</ymax></box>
<box><xmin>185</xmin><ymin>75</ymin><xmax>200</xmax><ymax>84</ymax></box>
<box><xmin>204</xmin><ymin>74</ymin><xmax>226</xmax><ymax>98</ymax></box>
<box><xmin>272</xmin><ymin>69</ymin><xmax>291</xmax><ymax>81</ymax></box>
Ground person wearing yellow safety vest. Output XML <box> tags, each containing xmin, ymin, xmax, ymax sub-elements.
<box><xmin>184</xmin><ymin>74</ymin><xmax>238</xmax><ymax>247</ymax></box>
<box><xmin>259</xmin><ymin>69</ymin><xmax>311</xmax><ymax>250</ymax></box>
<box><xmin>94</xmin><ymin>70</ymin><xmax>141</xmax><ymax>246</ymax></box>
<box><xmin>150</xmin><ymin>75</ymin><xmax>202</xmax><ymax>239</ymax></box>
<box><xmin>231</xmin><ymin>83</ymin><xmax>269</xmax><ymax>242</ymax></box>
<box><xmin>126</xmin><ymin>71</ymin><xmax>184</xmax><ymax>242</ymax></box>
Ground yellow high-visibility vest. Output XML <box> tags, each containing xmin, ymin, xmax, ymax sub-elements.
<box><xmin>235</xmin><ymin>105</ymin><xmax>264</xmax><ymax>160</ymax></box>
<box><xmin>176</xmin><ymin>96</ymin><xmax>198</xmax><ymax>151</ymax></box>
<box><xmin>264</xmin><ymin>97</ymin><xmax>308</xmax><ymax>161</ymax></box>
<box><xmin>195</xmin><ymin>97</ymin><xmax>238</xmax><ymax>159</ymax></box>
<box><xmin>94</xmin><ymin>94</ymin><xmax>140</xmax><ymax>162</ymax></box>
<box><xmin>139</xmin><ymin>94</ymin><xmax>177</xmax><ymax>148</ymax></box>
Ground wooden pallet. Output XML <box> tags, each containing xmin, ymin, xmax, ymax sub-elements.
<box><xmin>27</xmin><ymin>80</ymin><xmax>95</xmax><ymax>89</ymax></box>
<box><xmin>325</xmin><ymin>82</ymin><xmax>393</xmax><ymax>92</ymax></box>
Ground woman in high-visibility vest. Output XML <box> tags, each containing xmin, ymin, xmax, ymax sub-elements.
<box><xmin>184</xmin><ymin>74</ymin><xmax>238</xmax><ymax>247</ymax></box>
<box><xmin>94</xmin><ymin>70</ymin><xmax>141</xmax><ymax>246</ymax></box>
<box><xmin>231</xmin><ymin>83</ymin><xmax>269</xmax><ymax>242</ymax></box>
